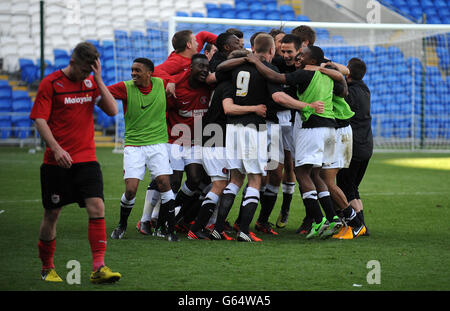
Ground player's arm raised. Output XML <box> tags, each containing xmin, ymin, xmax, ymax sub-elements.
<box><xmin>92</xmin><ymin>58</ymin><xmax>118</xmax><ymax>116</ymax></box>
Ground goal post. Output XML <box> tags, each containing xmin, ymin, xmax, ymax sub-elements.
<box><xmin>114</xmin><ymin>17</ymin><xmax>450</xmax><ymax>152</ymax></box>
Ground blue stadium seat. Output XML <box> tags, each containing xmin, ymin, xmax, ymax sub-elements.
<box><xmin>191</xmin><ymin>12</ymin><xmax>205</xmax><ymax>18</ymax></box>
<box><xmin>235</xmin><ymin>2</ymin><xmax>248</xmax><ymax>10</ymax></box>
<box><xmin>249</xmin><ymin>2</ymin><xmax>263</xmax><ymax>11</ymax></box>
<box><xmin>280</xmin><ymin>5</ymin><xmax>293</xmax><ymax>13</ymax></box>
<box><xmin>176</xmin><ymin>11</ymin><xmax>189</xmax><ymax>17</ymax></box>
<box><xmin>0</xmin><ymin>116</ymin><xmax>12</xmax><ymax>139</ymax></box>
<box><xmin>236</xmin><ymin>10</ymin><xmax>251</xmax><ymax>19</ymax></box>
<box><xmin>0</xmin><ymin>98</ymin><xmax>11</xmax><ymax>112</ymax></box>
<box><xmin>19</xmin><ymin>58</ymin><xmax>38</xmax><ymax>84</ymax></box>
<box><xmin>207</xmin><ymin>8</ymin><xmax>222</xmax><ymax>18</ymax></box>
<box><xmin>281</xmin><ymin>11</ymin><xmax>296</xmax><ymax>20</ymax></box>
<box><xmin>220</xmin><ymin>3</ymin><xmax>233</xmax><ymax>10</ymax></box>
<box><xmin>265</xmin><ymin>11</ymin><xmax>281</xmax><ymax>20</ymax></box>
<box><xmin>11</xmin><ymin>116</ymin><xmax>32</xmax><ymax>139</ymax></box>
<box><xmin>222</xmin><ymin>9</ymin><xmax>237</xmax><ymax>19</ymax></box>
<box><xmin>12</xmin><ymin>98</ymin><xmax>32</xmax><ymax>112</ymax></box>
<box><xmin>265</xmin><ymin>1</ymin><xmax>278</xmax><ymax>11</ymax></box>
<box><xmin>251</xmin><ymin>10</ymin><xmax>266</xmax><ymax>20</ymax></box>
<box><xmin>205</xmin><ymin>3</ymin><xmax>218</xmax><ymax>11</ymax></box>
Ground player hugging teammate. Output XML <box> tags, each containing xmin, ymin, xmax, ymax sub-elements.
<box><xmin>104</xmin><ymin>25</ymin><xmax>371</xmax><ymax>243</ymax></box>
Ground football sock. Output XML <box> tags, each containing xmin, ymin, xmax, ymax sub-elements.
<box><xmin>215</xmin><ymin>183</ymin><xmax>239</xmax><ymax>233</ymax></box>
<box><xmin>38</xmin><ymin>238</ymin><xmax>56</xmax><ymax>271</ymax></box>
<box><xmin>342</xmin><ymin>206</ymin><xmax>362</xmax><ymax>228</ymax></box>
<box><xmin>174</xmin><ymin>182</ymin><xmax>197</xmax><ymax>223</ymax></box>
<box><xmin>357</xmin><ymin>210</ymin><xmax>366</xmax><ymax>225</ymax></box>
<box><xmin>159</xmin><ymin>190</ymin><xmax>176</xmax><ymax>232</ymax></box>
<box><xmin>281</xmin><ymin>182</ymin><xmax>295</xmax><ymax>215</ymax></box>
<box><xmin>302</xmin><ymin>190</ymin><xmax>323</xmax><ymax>224</ymax></box>
<box><xmin>318</xmin><ymin>191</ymin><xmax>337</xmax><ymax>222</ymax></box>
<box><xmin>119</xmin><ymin>193</ymin><xmax>135</xmax><ymax>228</ymax></box>
<box><xmin>88</xmin><ymin>218</ymin><xmax>106</xmax><ymax>271</ymax></box>
<box><xmin>257</xmin><ymin>183</ymin><xmax>279</xmax><ymax>224</ymax></box>
<box><xmin>234</xmin><ymin>184</ymin><xmax>247</xmax><ymax>225</ymax></box>
<box><xmin>239</xmin><ymin>187</ymin><xmax>260</xmax><ymax>234</ymax></box>
<box><xmin>141</xmin><ymin>187</ymin><xmax>159</xmax><ymax>223</ymax></box>
<box><xmin>190</xmin><ymin>192</ymin><xmax>219</xmax><ymax>232</ymax></box>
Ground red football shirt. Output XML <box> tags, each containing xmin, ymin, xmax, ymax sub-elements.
<box><xmin>166</xmin><ymin>71</ymin><xmax>212</xmax><ymax>145</ymax></box>
<box><xmin>154</xmin><ymin>31</ymin><xmax>217</xmax><ymax>82</ymax></box>
<box><xmin>30</xmin><ymin>70</ymin><xmax>100</xmax><ymax>165</ymax></box>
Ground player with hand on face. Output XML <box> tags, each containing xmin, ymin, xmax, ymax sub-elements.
<box><xmin>31</xmin><ymin>41</ymin><xmax>121</xmax><ymax>283</ymax></box>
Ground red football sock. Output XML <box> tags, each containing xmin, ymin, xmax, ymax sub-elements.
<box><xmin>38</xmin><ymin>239</ymin><xmax>56</xmax><ymax>271</ymax></box>
<box><xmin>88</xmin><ymin>218</ymin><xmax>106</xmax><ymax>271</ymax></box>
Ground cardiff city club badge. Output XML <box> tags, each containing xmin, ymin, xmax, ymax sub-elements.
<box><xmin>84</xmin><ymin>79</ymin><xmax>92</xmax><ymax>88</ymax></box>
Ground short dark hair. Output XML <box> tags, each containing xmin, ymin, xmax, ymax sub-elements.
<box><xmin>269</xmin><ymin>28</ymin><xmax>285</xmax><ymax>38</ymax></box>
<box><xmin>291</xmin><ymin>25</ymin><xmax>316</xmax><ymax>45</ymax></box>
<box><xmin>226</xmin><ymin>28</ymin><xmax>243</xmax><ymax>39</ymax></box>
<box><xmin>307</xmin><ymin>45</ymin><xmax>325</xmax><ymax>65</ymax></box>
<box><xmin>133</xmin><ymin>58</ymin><xmax>154</xmax><ymax>71</ymax></box>
<box><xmin>191</xmin><ymin>53</ymin><xmax>208</xmax><ymax>64</ymax></box>
<box><xmin>72</xmin><ymin>41</ymin><xmax>99</xmax><ymax>65</ymax></box>
<box><xmin>281</xmin><ymin>34</ymin><xmax>302</xmax><ymax>50</ymax></box>
<box><xmin>347</xmin><ymin>57</ymin><xmax>367</xmax><ymax>80</ymax></box>
<box><xmin>204</xmin><ymin>43</ymin><xmax>215</xmax><ymax>52</ymax></box>
<box><xmin>172</xmin><ymin>30</ymin><xmax>193</xmax><ymax>53</ymax></box>
<box><xmin>215</xmin><ymin>32</ymin><xmax>235</xmax><ymax>52</ymax></box>
<box><xmin>250</xmin><ymin>31</ymin><xmax>265</xmax><ymax>48</ymax></box>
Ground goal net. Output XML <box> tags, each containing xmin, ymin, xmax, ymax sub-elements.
<box><xmin>113</xmin><ymin>17</ymin><xmax>450</xmax><ymax>152</ymax></box>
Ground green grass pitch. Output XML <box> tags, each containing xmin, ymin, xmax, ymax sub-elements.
<box><xmin>0</xmin><ymin>147</ymin><xmax>449</xmax><ymax>291</ymax></box>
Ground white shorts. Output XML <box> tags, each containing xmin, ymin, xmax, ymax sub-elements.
<box><xmin>123</xmin><ymin>144</ymin><xmax>173</xmax><ymax>180</ymax></box>
<box><xmin>293</xmin><ymin>126</ymin><xmax>336</xmax><ymax>168</ymax></box>
<box><xmin>281</xmin><ymin>125</ymin><xmax>294</xmax><ymax>154</ymax></box>
<box><xmin>266</xmin><ymin>121</ymin><xmax>283</xmax><ymax>168</ymax></box>
<box><xmin>323</xmin><ymin>125</ymin><xmax>353</xmax><ymax>169</ymax></box>
<box><xmin>202</xmin><ymin>146</ymin><xmax>228</xmax><ymax>181</ymax></box>
<box><xmin>166</xmin><ymin>143</ymin><xmax>203</xmax><ymax>171</ymax></box>
<box><xmin>225</xmin><ymin>124</ymin><xmax>268</xmax><ymax>175</ymax></box>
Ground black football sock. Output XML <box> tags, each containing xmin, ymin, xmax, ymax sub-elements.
<box><xmin>257</xmin><ymin>184</ymin><xmax>278</xmax><ymax>224</ymax></box>
<box><xmin>239</xmin><ymin>187</ymin><xmax>260</xmax><ymax>234</ymax></box>
<box><xmin>318</xmin><ymin>191</ymin><xmax>337</xmax><ymax>222</ymax></box>
<box><xmin>301</xmin><ymin>190</ymin><xmax>323</xmax><ymax>224</ymax></box>
<box><xmin>234</xmin><ymin>184</ymin><xmax>247</xmax><ymax>225</ymax></box>
<box><xmin>190</xmin><ymin>192</ymin><xmax>219</xmax><ymax>232</ymax></box>
<box><xmin>281</xmin><ymin>182</ymin><xmax>295</xmax><ymax>216</ymax></box>
<box><xmin>215</xmin><ymin>183</ymin><xmax>239</xmax><ymax>232</ymax></box>
<box><xmin>119</xmin><ymin>193</ymin><xmax>135</xmax><ymax>228</ymax></box>
<box><xmin>343</xmin><ymin>206</ymin><xmax>362</xmax><ymax>228</ymax></box>
<box><xmin>174</xmin><ymin>183</ymin><xmax>197</xmax><ymax>223</ymax></box>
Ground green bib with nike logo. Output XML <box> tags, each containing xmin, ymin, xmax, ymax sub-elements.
<box><xmin>123</xmin><ymin>77</ymin><xmax>168</xmax><ymax>146</ymax></box>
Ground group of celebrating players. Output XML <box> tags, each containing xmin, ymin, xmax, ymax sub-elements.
<box><xmin>108</xmin><ymin>25</ymin><xmax>373</xmax><ymax>244</ymax></box>
<box><xmin>31</xmin><ymin>24</ymin><xmax>373</xmax><ymax>284</ymax></box>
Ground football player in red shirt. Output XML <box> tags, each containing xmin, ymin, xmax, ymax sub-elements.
<box><xmin>165</xmin><ymin>54</ymin><xmax>213</xmax><ymax>230</ymax></box>
<box><xmin>30</xmin><ymin>42</ymin><xmax>121</xmax><ymax>284</ymax></box>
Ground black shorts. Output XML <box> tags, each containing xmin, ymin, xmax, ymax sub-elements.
<box><xmin>40</xmin><ymin>161</ymin><xmax>104</xmax><ymax>209</ymax></box>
